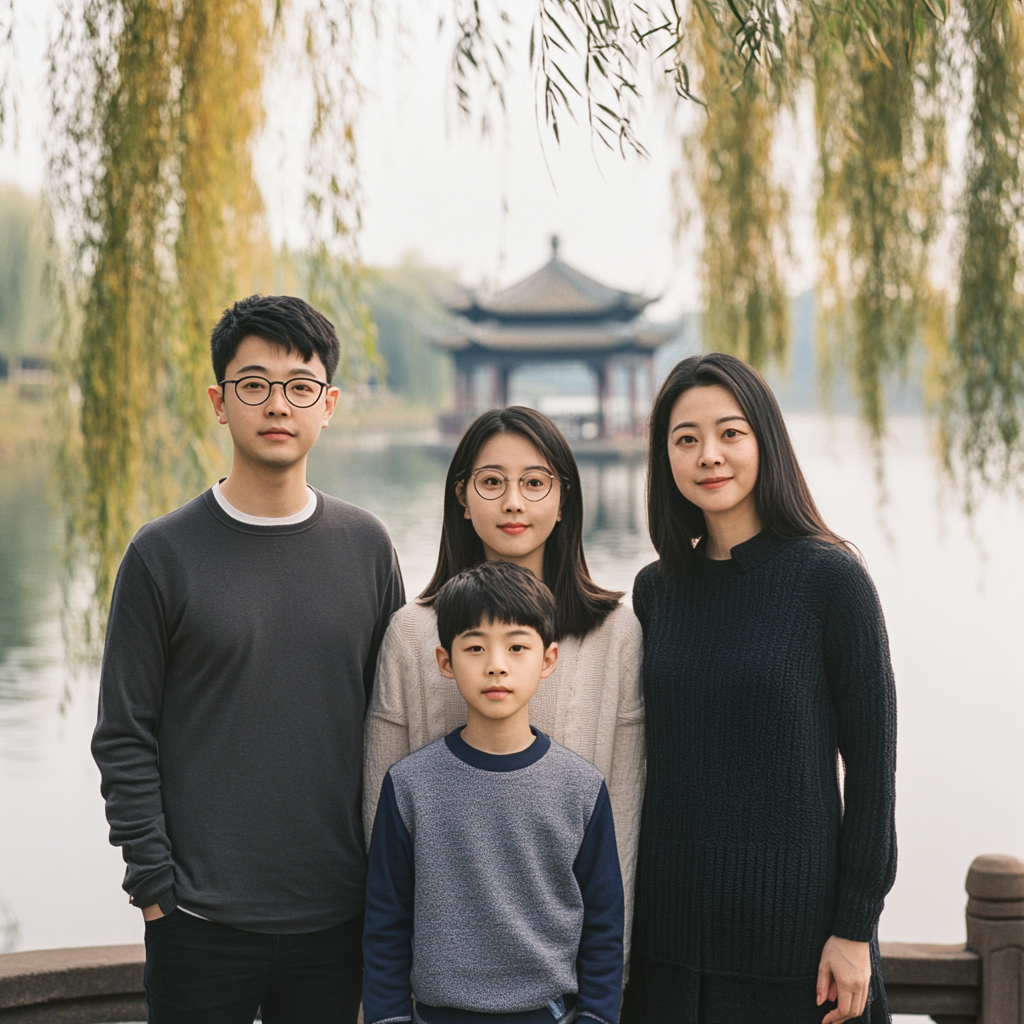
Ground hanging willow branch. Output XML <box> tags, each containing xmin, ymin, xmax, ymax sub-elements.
<box><xmin>173</xmin><ymin>0</ymin><xmax>270</xmax><ymax>490</ymax></box>
<box><xmin>302</xmin><ymin>0</ymin><xmax>380</xmax><ymax>387</ymax></box>
<box><xmin>48</xmin><ymin>0</ymin><xmax>186</xmax><ymax>636</ymax></box>
<box><xmin>445</xmin><ymin>0</ymin><xmax>512</xmax><ymax>133</ymax></box>
<box><xmin>530</xmin><ymin>0</ymin><xmax>672</xmax><ymax>154</ymax></box>
<box><xmin>939</xmin><ymin>0</ymin><xmax>1024</xmax><ymax>504</ymax></box>
<box><xmin>45</xmin><ymin>0</ymin><xmax>370</xmax><ymax>642</ymax></box>
<box><xmin>813</xmin><ymin>2</ymin><xmax>948</xmax><ymax>439</ymax></box>
<box><xmin>0</xmin><ymin>0</ymin><xmax>14</xmax><ymax>145</ymax></box>
<box><xmin>681</xmin><ymin>2</ymin><xmax>789</xmax><ymax>368</ymax></box>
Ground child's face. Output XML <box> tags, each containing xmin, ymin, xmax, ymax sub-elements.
<box><xmin>436</xmin><ymin>618</ymin><xmax>558</xmax><ymax>724</ymax></box>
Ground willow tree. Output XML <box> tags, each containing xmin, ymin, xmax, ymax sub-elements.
<box><xmin>666</xmin><ymin>0</ymin><xmax>1024</xmax><ymax>500</ymax></box>
<box><xmin>660</xmin><ymin>2</ymin><xmax>952</xmax><ymax>437</ymax></box>
<box><xmin>813</xmin><ymin>3</ymin><xmax>947</xmax><ymax>439</ymax></box>
<box><xmin>680</xmin><ymin>3</ymin><xmax>789</xmax><ymax>369</ymax></box>
<box><xmin>40</xmin><ymin>0</ymin><xmax>370</xmax><ymax>643</ymax></box>
<box><xmin>43</xmin><ymin>0</ymin><xmax>268</xmax><ymax>643</ymax></box>
<box><xmin>940</xmin><ymin>0</ymin><xmax>1024</xmax><ymax>505</ymax></box>
<box><xmin>5</xmin><ymin>0</ymin><xmax>1024</xmax><ymax>634</ymax></box>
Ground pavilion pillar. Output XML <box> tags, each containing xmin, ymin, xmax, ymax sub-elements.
<box><xmin>628</xmin><ymin>359</ymin><xmax>638</xmax><ymax>436</ymax></box>
<box><xmin>496</xmin><ymin>365</ymin><xmax>511</xmax><ymax>408</ymax></box>
<box><xmin>454</xmin><ymin>361</ymin><xmax>470</xmax><ymax>418</ymax></box>
<box><xmin>485</xmin><ymin>365</ymin><xmax>500</xmax><ymax>410</ymax></box>
<box><xmin>644</xmin><ymin>355</ymin><xmax>655</xmax><ymax>433</ymax></box>
<box><xmin>593</xmin><ymin>361</ymin><xmax>612</xmax><ymax>439</ymax></box>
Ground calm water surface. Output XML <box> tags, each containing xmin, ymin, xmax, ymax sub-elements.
<box><xmin>1</xmin><ymin>416</ymin><xmax>1022</xmax><ymax>1016</ymax></box>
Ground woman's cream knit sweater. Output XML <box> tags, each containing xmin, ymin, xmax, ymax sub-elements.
<box><xmin>363</xmin><ymin>599</ymin><xmax>646</xmax><ymax>948</ymax></box>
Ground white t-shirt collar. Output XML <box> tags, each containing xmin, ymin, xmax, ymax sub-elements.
<box><xmin>212</xmin><ymin>480</ymin><xmax>317</xmax><ymax>526</ymax></box>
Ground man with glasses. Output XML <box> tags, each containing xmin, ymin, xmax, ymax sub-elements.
<box><xmin>93</xmin><ymin>294</ymin><xmax>405</xmax><ymax>1023</ymax></box>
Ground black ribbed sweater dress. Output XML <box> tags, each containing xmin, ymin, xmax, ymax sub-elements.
<box><xmin>625</xmin><ymin>531</ymin><xmax>897</xmax><ymax>1024</ymax></box>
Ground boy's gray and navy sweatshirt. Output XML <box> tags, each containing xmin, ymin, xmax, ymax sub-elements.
<box><xmin>362</xmin><ymin>728</ymin><xmax>624</xmax><ymax>1024</ymax></box>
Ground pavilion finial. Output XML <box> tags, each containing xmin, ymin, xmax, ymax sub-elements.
<box><xmin>550</xmin><ymin>234</ymin><xmax>560</xmax><ymax>259</ymax></box>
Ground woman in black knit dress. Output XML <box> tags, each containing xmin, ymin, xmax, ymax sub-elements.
<box><xmin>622</xmin><ymin>354</ymin><xmax>896</xmax><ymax>1024</ymax></box>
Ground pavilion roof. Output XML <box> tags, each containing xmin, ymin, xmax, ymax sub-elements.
<box><xmin>447</xmin><ymin>237</ymin><xmax>655</xmax><ymax>322</ymax></box>
<box><xmin>432</xmin><ymin>320</ymin><xmax>676</xmax><ymax>354</ymax></box>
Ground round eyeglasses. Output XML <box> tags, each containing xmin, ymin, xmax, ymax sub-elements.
<box><xmin>470</xmin><ymin>467</ymin><xmax>556</xmax><ymax>502</ymax></box>
<box><xmin>219</xmin><ymin>376</ymin><xmax>329</xmax><ymax>409</ymax></box>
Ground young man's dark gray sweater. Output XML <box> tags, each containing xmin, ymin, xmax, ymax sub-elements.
<box><xmin>92</xmin><ymin>488</ymin><xmax>404</xmax><ymax>932</ymax></box>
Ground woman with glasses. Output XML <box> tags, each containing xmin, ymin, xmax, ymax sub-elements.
<box><xmin>363</xmin><ymin>406</ymin><xmax>645</xmax><ymax>949</ymax></box>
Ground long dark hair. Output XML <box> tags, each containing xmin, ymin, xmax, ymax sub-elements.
<box><xmin>420</xmin><ymin>407</ymin><xmax>623</xmax><ymax>637</ymax></box>
<box><xmin>647</xmin><ymin>353</ymin><xmax>851</xmax><ymax>574</ymax></box>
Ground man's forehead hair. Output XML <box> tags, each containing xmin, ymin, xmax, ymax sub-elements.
<box><xmin>210</xmin><ymin>295</ymin><xmax>341</xmax><ymax>385</ymax></box>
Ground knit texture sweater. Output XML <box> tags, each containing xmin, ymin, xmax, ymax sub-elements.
<box><xmin>363</xmin><ymin>729</ymin><xmax>624</xmax><ymax>1024</ymax></box>
<box><xmin>363</xmin><ymin>601</ymin><xmax>645</xmax><ymax>950</ymax></box>
<box><xmin>631</xmin><ymin>532</ymin><xmax>897</xmax><ymax>980</ymax></box>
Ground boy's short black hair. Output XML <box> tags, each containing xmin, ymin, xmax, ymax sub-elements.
<box><xmin>435</xmin><ymin>561</ymin><xmax>558</xmax><ymax>652</ymax></box>
<box><xmin>211</xmin><ymin>294</ymin><xmax>341</xmax><ymax>384</ymax></box>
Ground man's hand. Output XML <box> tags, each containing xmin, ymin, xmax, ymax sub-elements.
<box><xmin>141</xmin><ymin>903</ymin><xmax>166</xmax><ymax>922</ymax></box>
<box><xmin>817</xmin><ymin>935</ymin><xmax>871</xmax><ymax>1024</ymax></box>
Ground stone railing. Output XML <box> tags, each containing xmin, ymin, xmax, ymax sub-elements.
<box><xmin>0</xmin><ymin>943</ymin><xmax>145</xmax><ymax>1022</ymax></box>
<box><xmin>1</xmin><ymin>855</ymin><xmax>1022</xmax><ymax>1023</ymax></box>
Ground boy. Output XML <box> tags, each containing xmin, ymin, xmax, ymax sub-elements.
<box><xmin>92</xmin><ymin>295</ymin><xmax>404</xmax><ymax>1022</ymax></box>
<box><xmin>362</xmin><ymin>560</ymin><xmax>624</xmax><ymax>1024</ymax></box>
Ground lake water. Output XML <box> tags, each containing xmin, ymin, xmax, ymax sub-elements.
<box><xmin>1</xmin><ymin>415</ymin><xmax>1022</xmax><ymax>1022</ymax></box>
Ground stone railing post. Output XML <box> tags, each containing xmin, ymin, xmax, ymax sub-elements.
<box><xmin>966</xmin><ymin>854</ymin><xmax>1024</xmax><ymax>1024</ymax></box>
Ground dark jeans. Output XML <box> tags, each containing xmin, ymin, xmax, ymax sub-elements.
<box><xmin>621</xmin><ymin>954</ymin><xmax>884</xmax><ymax>1024</ymax></box>
<box><xmin>143</xmin><ymin>909</ymin><xmax>363</xmax><ymax>1024</ymax></box>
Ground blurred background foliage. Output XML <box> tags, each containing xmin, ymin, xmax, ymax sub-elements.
<box><xmin>2</xmin><ymin>0</ymin><xmax>1024</xmax><ymax>630</ymax></box>
<box><xmin>0</xmin><ymin>185</ymin><xmax>46</xmax><ymax>366</ymax></box>
<box><xmin>667</xmin><ymin>1</ymin><xmax>1024</xmax><ymax>501</ymax></box>
<box><xmin>360</xmin><ymin>261</ymin><xmax>457</xmax><ymax>405</ymax></box>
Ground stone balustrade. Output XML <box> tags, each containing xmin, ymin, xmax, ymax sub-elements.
<box><xmin>1</xmin><ymin>854</ymin><xmax>1022</xmax><ymax>1023</ymax></box>
<box><xmin>0</xmin><ymin>944</ymin><xmax>145</xmax><ymax>1022</ymax></box>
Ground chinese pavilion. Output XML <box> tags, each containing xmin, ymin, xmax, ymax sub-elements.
<box><xmin>432</xmin><ymin>238</ymin><xmax>675</xmax><ymax>440</ymax></box>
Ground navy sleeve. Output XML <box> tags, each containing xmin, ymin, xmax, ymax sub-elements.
<box><xmin>573</xmin><ymin>782</ymin><xmax>625</xmax><ymax>1024</ymax></box>
<box><xmin>91</xmin><ymin>543</ymin><xmax>176</xmax><ymax>913</ymax></box>
<box><xmin>362</xmin><ymin>771</ymin><xmax>415</xmax><ymax>1024</ymax></box>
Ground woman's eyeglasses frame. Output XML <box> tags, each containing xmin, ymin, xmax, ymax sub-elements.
<box><xmin>468</xmin><ymin>467</ymin><xmax>557</xmax><ymax>502</ymax></box>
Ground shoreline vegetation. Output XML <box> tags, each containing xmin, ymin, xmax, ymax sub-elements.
<box><xmin>0</xmin><ymin>382</ymin><xmax>52</xmax><ymax>462</ymax></box>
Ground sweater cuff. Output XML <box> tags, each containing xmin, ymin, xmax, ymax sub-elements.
<box><xmin>831</xmin><ymin>893</ymin><xmax>883</xmax><ymax>943</ymax></box>
<box><xmin>156</xmin><ymin>888</ymin><xmax>178</xmax><ymax>916</ymax></box>
<box><xmin>130</xmin><ymin>882</ymin><xmax>176</xmax><ymax>917</ymax></box>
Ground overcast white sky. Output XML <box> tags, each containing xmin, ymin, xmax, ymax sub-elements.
<box><xmin>0</xmin><ymin>0</ymin><xmax>833</xmax><ymax>318</ymax></box>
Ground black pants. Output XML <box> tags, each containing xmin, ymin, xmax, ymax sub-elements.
<box><xmin>621</xmin><ymin>954</ymin><xmax>886</xmax><ymax>1024</ymax></box>
<box><xmin>143</xmin><ymin>909</ymin><xmax>363</xmax><ymax>1024</ymax></box>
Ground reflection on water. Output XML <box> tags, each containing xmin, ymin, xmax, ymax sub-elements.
<box><xmin>0</xmin><ymin>462</ymin><xmax>59</xmax><ymax>756</ymax></box>
<box><xmin>0</xmin><ymin>420</ymin><xmax>1022</xmax><ymax>985</ymax></box>
<box><xmin>576</xmin><ymin>459</ymin><xmax>652</xmax><ymax>594</ymax></box>
<box><xmin>0</xmin><ymin>463</ymin><xmax>56</xmax><ymax>680</ymax></box>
